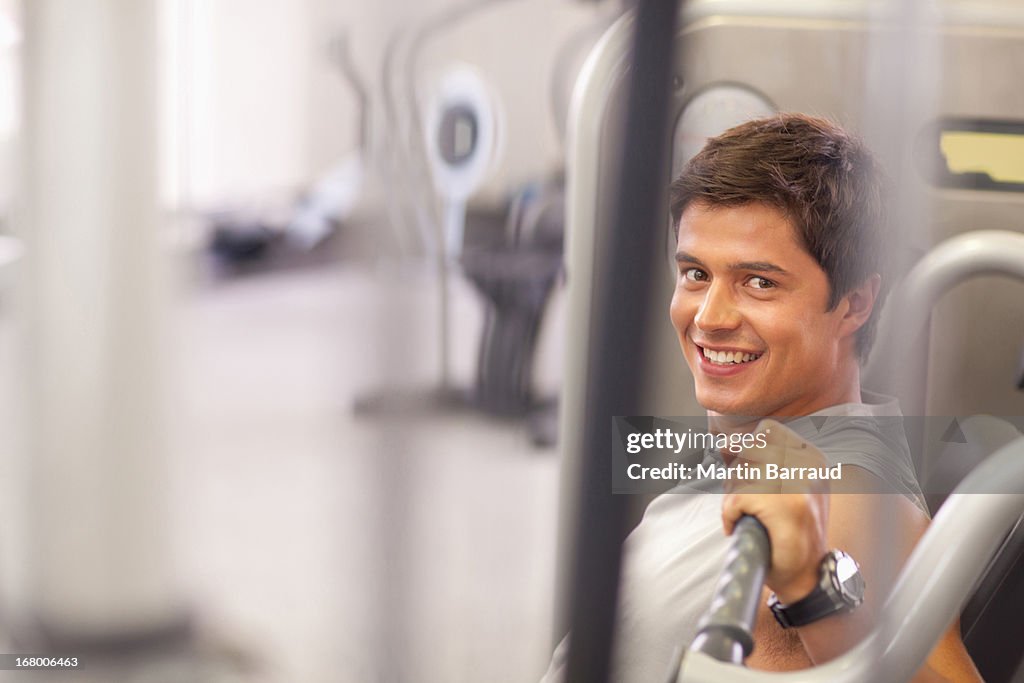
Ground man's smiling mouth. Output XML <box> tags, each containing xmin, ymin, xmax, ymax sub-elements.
<box><xmin>697</xmin><ymin>345</ymin><xmax>763</xmax><ymax>366</ymax></box>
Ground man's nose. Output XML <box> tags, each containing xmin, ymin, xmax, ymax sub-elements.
<box><xmin>694</xmin><ymin>283</ymin><xmax>741</xmax><ymax>332</ymax></box>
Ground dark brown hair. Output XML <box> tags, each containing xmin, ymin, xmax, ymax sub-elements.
<box><xmin>669</xmin><ymin>113</ymin><xmax>888</xmax><ymax>361</ymax></box>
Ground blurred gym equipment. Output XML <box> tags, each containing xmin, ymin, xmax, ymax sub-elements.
<box><xmin>356</xmin><ymin>2</ymin><xmax>586</xmax><ymax>445</ymax></box>
<box><xmin>207</xmin><ymin>32</ymin><xmax>369</xmax><ymax>268</ymax></box>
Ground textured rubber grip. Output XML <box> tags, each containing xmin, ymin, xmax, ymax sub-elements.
<box><xmin>689</xmin><ymin>515</ymin><xmax>771</xmax><ymax>664</ymax></box>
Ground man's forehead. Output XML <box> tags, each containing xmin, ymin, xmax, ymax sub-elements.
<box><xmin>678</xmin><ymin>200</ymin><xmax>794</xmax><ymax>231</ymax></box>
<box><xmin>675</xmin><ymin>201</ymin><xmax>809</xmax><ymax>261</ymax></box>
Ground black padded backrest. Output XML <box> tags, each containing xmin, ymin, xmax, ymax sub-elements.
<box><xmin>930</xmin><ymin>417</ymin><xmax>1024</xmax><ymax>683</ymax></box>
<box><xmin>961</xmin><ymin>515</ymin><xmax>1024</xmax><ymax>683</ymax></box>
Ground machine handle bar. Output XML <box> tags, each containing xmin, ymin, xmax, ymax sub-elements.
<box><xmin>688</xmin><ymin>515</ymin><xmax>771</xmax><ymax>664</ymax></box>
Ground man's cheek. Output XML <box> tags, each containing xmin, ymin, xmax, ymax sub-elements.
<box><xmin>668</xmin><ymin>295</ymin><xmax>692</xmax><ymax>331</ymax></box>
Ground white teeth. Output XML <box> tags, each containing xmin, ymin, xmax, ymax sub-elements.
<box><xmin>701</xmin><ymin>347</ymin><xmax>761</xmax><ymax>365</ymax></box>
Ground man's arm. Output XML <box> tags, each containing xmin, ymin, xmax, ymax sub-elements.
<box><xmin>723</xmin><ymin>426</ymin><xmax>983</xmax><ymax>681</ymax></box>
<box><xmin>744</xmin><ymin>474</ymin><xmax>982</xmax><ymax>681</ymax></box>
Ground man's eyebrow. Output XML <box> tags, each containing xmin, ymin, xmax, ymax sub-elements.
<box><xmin>674</xmin><ymin>251</ymin><xmax>705</xmax><ymax>266</ymax></box>
<box><xmin>732</xmin><ymin>261</ymin><xmax>789</xmax><ymax>275</ymax></box>
<box><xmin>674</xmin><ymin>251</ymin><xmax>789</xmax><ymax>276</ymax></box>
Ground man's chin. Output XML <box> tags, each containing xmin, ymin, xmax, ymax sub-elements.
<box><xmin>694</xmin><ymin>388</ymin><xmax>763</xmax><ymax>418</ymax></box>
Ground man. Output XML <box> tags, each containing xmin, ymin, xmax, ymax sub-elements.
<box><xmin>543</xmin><ymin>114</ymin><xmax>982</xmax><ymax>681</ymax></box>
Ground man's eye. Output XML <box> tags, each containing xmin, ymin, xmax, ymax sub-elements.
<box><xmin>683</xmin><ymin>268</ymin><xmax>708</xmax><ymax>282</ymax></box>
<box><xmin>747</xmin><ymin>276</ymin><xmax>775</xmax><ymax>290</ymax></box>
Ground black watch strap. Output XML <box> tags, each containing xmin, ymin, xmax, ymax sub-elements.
<box><xmin>768</xmin><ymin>587</ymin><xmax>842</xmax><ymax>629</ymax></box>
<box><xmin>768</xmin><ymin>550</ymin><xmax>865</xmax><ymax>629</ymax></box>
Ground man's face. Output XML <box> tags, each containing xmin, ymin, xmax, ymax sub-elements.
<box><xmin>670</xmin><ymin>201</ymin><xmax>852</xmax><ymax>418</ymax></box>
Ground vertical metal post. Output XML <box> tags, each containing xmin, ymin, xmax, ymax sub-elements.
<box><xmin>563</xmin><ymin>1</ymin><xmax>680</xmax><ymax>681</ymax></box>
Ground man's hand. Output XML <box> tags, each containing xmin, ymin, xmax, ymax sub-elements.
<box><xmin>720</xmin><ymin>419</ymin><xmax>830</xmax><ymax>603</ymax></box>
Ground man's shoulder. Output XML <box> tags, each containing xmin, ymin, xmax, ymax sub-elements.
<box><xmin>811</xmin><ymin>390</ymin><xmax>902</xmax><ymax>418</ymax></box>
<box><xmin>786</xmin><ymin>395</ymin><xmax>929</xmax><ymax>515</ymax></box>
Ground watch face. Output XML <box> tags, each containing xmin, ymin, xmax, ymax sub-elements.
<box><xmin>832</xmin><ymin>551</ymin><xmax>865</xmax><ymax>606</ymax></box>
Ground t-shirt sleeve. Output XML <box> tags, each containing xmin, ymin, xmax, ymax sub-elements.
<box><xmin>814</xmin><ymin>418</ymin><xmax>929</xmax><ymax>516</ymax></box>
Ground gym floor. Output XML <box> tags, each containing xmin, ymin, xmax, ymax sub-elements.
<box><xmin>0</xmin><ymin>233</ymin><xmax>565</xmax><ymax>682</ymax></box>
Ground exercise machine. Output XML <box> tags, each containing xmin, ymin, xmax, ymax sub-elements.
<box><xmin>357</xmin><ymin>2</ymin><xmax>587</xmax><ymax>438</ymax></box>
<box><xmin>556</xmin><ymin>0</ymin><xmax>1024</xmax><ymax>680</ymax></box>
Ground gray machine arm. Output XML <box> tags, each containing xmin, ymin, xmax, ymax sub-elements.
<box><xmin>863</xmin><ymin>230</ymin><xmax>1024</xmax><ymax>479</ymax></box>
<box><xmin>867</xmin><ymin>230</ymin><xmax>1024</xmax><ymax>386</ymax></box>
<box><xmin>674</xmin><ymin>436</ymin><xmax>1024</xmax><ymax>683</ymax></box>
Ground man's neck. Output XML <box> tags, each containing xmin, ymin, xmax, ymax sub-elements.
<box><xmin>706</xmin><ymin>365</ymin><xmax>864</xmax><ymax>435</ymax></box>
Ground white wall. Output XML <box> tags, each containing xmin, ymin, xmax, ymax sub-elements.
<box><xmin>164</xmin><ymin>0</ymin><xmax>315</xmax><ymax>209</ymax></box>
<box><xmin>163</xmin><ymin>0</ymin><xmax>605</xmax><ymax>210</ymax></box>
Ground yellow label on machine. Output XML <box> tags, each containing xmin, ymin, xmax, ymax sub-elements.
<box><xmin>940</xmin><ymin>130</ymin><xmax>1024</xmax><ymax>186</ymax></box>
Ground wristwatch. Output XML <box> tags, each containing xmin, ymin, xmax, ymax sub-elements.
<box><xmin>768</xmin><ymin>549</ymin><xmax>865</xmax><ymax>629</ymax></box>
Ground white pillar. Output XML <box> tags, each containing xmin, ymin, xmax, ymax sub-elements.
<box><xmin>19</xmin><ymin>0</ymin><xmax>183</xmax><ymax>638</ymax></box>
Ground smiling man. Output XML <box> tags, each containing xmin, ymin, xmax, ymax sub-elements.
<box><xmin>669</xmin><ymin>116</ymin><xmax>884</xmax><ymax>421</ymax></box>
<box><xmin>673</xmin><ymin>199</ymin><xmax>873</xmax><ymax>418</ymax></box>
<box><xmin>542</xmin><ymin>114</ymin><xmax>982</xmax><ymax>682</ymax></box>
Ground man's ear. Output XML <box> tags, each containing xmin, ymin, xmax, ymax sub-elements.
<box><xmin>838</xmin><ymin>273</ymin><xmax>881</xmax><ymax>336</ymax></box>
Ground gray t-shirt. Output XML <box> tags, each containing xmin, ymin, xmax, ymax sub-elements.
<box><xmin>541</xmin><ymin>392</ymin><xmax>926</xmax><ymax>683</ymax></box>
